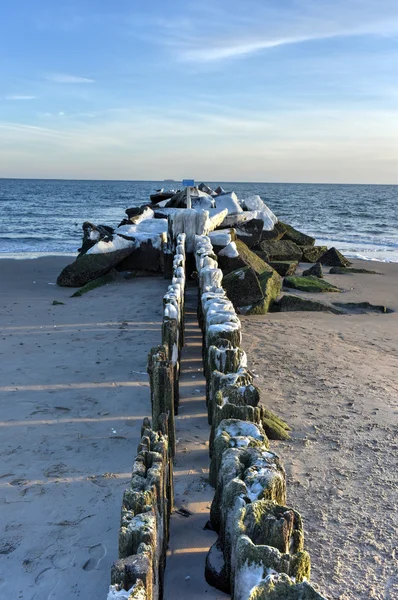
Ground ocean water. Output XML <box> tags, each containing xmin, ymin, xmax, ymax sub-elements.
<box><xmin>0</xmin><ymin>179</ymin><xmax>397</xmax><ymax>262</ymax></box>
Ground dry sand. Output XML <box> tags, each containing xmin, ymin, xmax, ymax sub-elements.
<box><xmin>1</xmin><ymin>256</ymin><xmax>397</xmax><ymax>600</ymax></box>
<box><xmin>0</xmin><ymin>257</ymin><xmax>167</xmax><ymax>599</ymax></box>
<box><xmin>241</xmin><ymin>260</ymin><xmax>398</xmax><ymax>600</ymax></box>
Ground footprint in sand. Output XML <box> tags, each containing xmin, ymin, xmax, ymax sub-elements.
<box><xmin>33</xmin><ymin>567</ymin><xmax>60</xmax><ymax>599</ymax></box>
<box><xmin>82</xmin><ymin>543</ymin><xmax>106</xmax><ymax>571</ymax></box>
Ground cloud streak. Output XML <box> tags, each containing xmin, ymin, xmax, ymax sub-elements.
<box><xmin>48</xmin><ymin>74</ymin><xmax>95</xmax><ymax>83</ymax></box>
<box><xmin>5</xmin><ymin>95</ymin><xmax>37</xmax><ymax>100</ymax></box>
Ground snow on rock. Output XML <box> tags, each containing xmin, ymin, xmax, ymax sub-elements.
<box><xmin>87</xmin><ymin>235</ymin><xmax>136</xmax><ymax>254</ymax></box>
<box><xmin>242</xmin><ymin>195</ymin><xmax>278</xmax><ymax>231</ymax></box>
<box><xmin>219</xmin><ymin>241</ymin><xmax>239</xmax><ymax>258</ymax></box>
<box><xmin>209</xmin><ymin>231</ymin><xmax>232</xmax><ymax>247</ymax></box>
<box><xmin>214</xmin><ymin>191</ymin><xmax>243</xmax><ymax>215</ymax></box>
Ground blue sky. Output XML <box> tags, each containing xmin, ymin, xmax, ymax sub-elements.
<box><xmin>0</xmin><ymin>0</ymin><xmax>397</xmax><ymax>182</ymax></box>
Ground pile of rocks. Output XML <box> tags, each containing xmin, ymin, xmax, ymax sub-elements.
<box><xmin>57</xmin><ymin>183</ymin><xmax>353</xmax><ymax>315</ymax></box>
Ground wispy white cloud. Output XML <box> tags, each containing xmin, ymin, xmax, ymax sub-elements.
<box><xmin>148</xmin><ymin>0</ymin><xmax>398</xmax><ymax>64</ymax></box>
<box><xmin>48</xmin><ymin>74</ymin><xmax>95</xmax><ymax>84</ymax></box>
<box><xmin>4</xmin><ymin>95</ymin><xmax>37</xmax><ymax>100</ymax></box>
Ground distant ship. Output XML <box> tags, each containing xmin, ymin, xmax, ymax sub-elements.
<box><xmin>164</xmin><ymin>179</ymin><xmax>176</xmax><ymax>182</ymax></box>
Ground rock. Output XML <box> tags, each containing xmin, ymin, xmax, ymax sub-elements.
<box><xmin>317</xmin><ymin>247</ymin><xmax>351</xmax><ymax>267</ymax></box>
<box><xmin>209</xmin><ymin>229</ymin><xmax>236</xmax><ymax>254</ymax></box>
<box><xmin>125</xmin><ymin>205</ymin><xmax>151</xmax><ymax>221</ymax></box>
<box><xmin>222</xmin><ymin>267</ymin><xmax>264</xmax><ymax>307</ymax></box>
<box><xmin>116</xmin><ymin>240</ymin><xmax>164</xmax><ymax>273</ymax></box>
<box><xmin>278</xmin><ymin>221</ymin><xmax>315</xmax><ymax>246</ymax></box>
<box><xmin>70</xmin><ymin>269</ymin><xmax>123</xmax><ymax>297</ymax></box>
<box><xmin>301</xmin><ymin>245</ymin><xmax>327</xmax><ymax>262</ymax></box>
<box><xmin>246</xmin><ymin>572</ymin><xmax>327</xmax><ymax>599</ymax></box>
<box><xmin>256</xmin><ymin>240</ymin><xmax>303</xmax><ymax>262</ymax></box>
<box><xmin>333</xmin><ymin>301</ymin><xmax>393</xmax><ymax>314</ymax></box>
<box><xmin>329</xmin><ymin>266</ymin><xmax>381</xmax><ymax>274</ymax></box>
<box><xmin>205</xmin><ymin>541</ymin><xmax>230</xmax><ymax>594</ymax></box>
<box><xmin>269</xmin><ymin>261</ymin><xmax>298</xmax><ymax>276</ymax></box>
<box><xmin>214</xmin><ymin>191</ymin><xmax>243</xmax><ymax>215</ymax></box>
<box><xmin>198</xmin><ymin>182</ymin><xmax>214</xmax><ymax>195</ymax></box>
<box><xmin>235</xmin><ymin>218</ymin><xmax>264</xmax><ymax>248</ymax></box>
<box><xmin>303</xmin><ymin>263</ymin><xmax>323</xmax><ymax>278</ymax></box>
<box><xmin>275</xmin><ymin>294</ymin><xmax>344</xmax><ymax>314</ymax></box>
<box><xmin>214</xmin><ymin>186</ymin><xmax>226</xmax><ymax>195</ymax></box>
<box><xmin>220</xmin><ymin>240</ymin><xmax>281</xmax><ymax>315</ymax></box>
<box><xmin>259</xmin><ymin>221</ymin><xmax>287</xmax><ymax>242</ymax></box>
<box><xmin>57</xmin><ymin>247</ymin><xmax>134</xmax><ymax>287</ymax></box>
<box><xmin>284</xmin><ymin>275</ymin><xmax>341</xmax><ymax>293</ymax></box>
<box><xmin>79</xmin><ymin>221</ymin><xmax>115</xmax><ymax>255</ymax></box>
<box><xmin>241</xmin><ymin>195</ymin><xmax>278</xmax><ymax>231</ymax></box>
<box><xmin>218</xmin><ymin>239</ymin><xmax>267</xmax><ymax>276</ymax></box>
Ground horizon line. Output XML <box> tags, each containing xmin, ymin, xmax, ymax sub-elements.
<box><xmin>0</xmin><ymin>176</ymin><xmax>396</xmax><ymax>186</ymax></box>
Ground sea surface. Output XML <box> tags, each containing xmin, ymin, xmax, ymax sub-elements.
<box><xmin>0</xmin><ymin>179</ymin><xmax>397</xmax><ymax>261</ymax></box>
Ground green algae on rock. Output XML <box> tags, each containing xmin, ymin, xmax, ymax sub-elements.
<box><xmin>317</xmin><ymin>247</ymin><xmax>351</xmax><ymax>267</ymax></box>
<box><xmin>268</xmin><ymin>261</ymin><xmax>298</xmax><ymax>276</ymax></box>
<box><xmin>275</xmin><ymin>294</ymin><xmax>344</xmax><ymax>314</ymax></box>
<box><xmin>329</xmin><ymin>266</ymin><xmax>381</xmax><ymax>274</ymax></box>
<box><xmin>284</xmin><ymin>275</ymin><xmax>341</xmax><ymax>293</ymax></box>
<box><xmin>302</xmin><ymin>262</ymin><xmax>323</xmax><ymax>278</ymax></box>
<box><xmin>256</xmin><ymin>240</ymin><xmax>303</xmax><ymax>262</ymax></box>
<box><xmin>70</xmin><ymin>269</ymin><xmax>121</xmax><ymax>297</ymax></box>
<box><xmin>301</xmin><ymin>245</ymin><xmax>328</xmax><ymax>263</ymax></box>
<box><xmin>247</xmin><ymin>572</ymin><xmax>327</xmax><ymax>600</ymax></box>
<box><xmin>278</xmin><ymin>221</ymin><xmax>315</xmax><ymax>246</ymax></box>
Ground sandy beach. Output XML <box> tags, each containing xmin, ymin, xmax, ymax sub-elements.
<box><xmin>0</xmin><ymin>256</ymin><xmax>397</xmax><ymax>599</ymax></box>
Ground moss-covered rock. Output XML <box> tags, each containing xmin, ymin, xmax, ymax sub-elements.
<box><xmin>235</xmin><ymin>218</ymin><xmax>264</xmax><ymax>248</ymax></box>
<box><xmin>57</xmin><ymin>247</ymin><xmax>133</xmax><ymax>287</ymax></box>
<box><xmin>301</xmin><ymin>245</ymin><xmax>328</xmax><ymax>262</ymax></box>
<box><xmin>256</xmin><ymin>240</ymin><xmax>303</xmax><ymax>262</ymax></box>
<box><xmin>223</xmin><ymin>267</ymin><xmax>264</xmax><ymax>307</ymax></box>
<box><xmin>302</xmin><ymin>262</ymin><xmax>323</xmax><ymax>278</ymax></box>
<box><xmin>268</xmin><ymin>261</ymin><xmax>298</xmax><ymax>276</ymax></box>
<box><xmin>247</xmin><ymin>573</ymin><xmax>327</xmax><ymax>599</ymax></box>
<box><xmin>222</xmin><ymin>257</ymin><xmax>281</xmax><ymax>315</ymax></box>
<box><xmin>275</xmin><ymin>294</ymin><xmax>344</xmax><ymax>314</ymax></box>
<box><xmin>329</xmin><ymin>266</ymin><xmax>381</xmax><ymax>274</ymax></box>
<box><xmin>317</xmin><ymin>247</ymin><xmax>351</xmax><ymax>267</ymax></box>
<box><xmin>259</xmin><ymin>221</ymin><xmax>287</xmax><ymax>242</ymax></box>
<box><xmin>278</xmin><ymin>222</ymin><xmax>315</xmax><ymax>246</ymax></box>
<box><xmin>333</xmin><ymin>301</ymin><xmax>393</xmax><ymax>314</ymax></box>
<box><xmin>284</xmin><ymin>275</ymin><xmax>341</xmax><ymax>293</ymax></box>
<box><xmin>70</xmin><ymin>269</ymin><xmax>121</xmax><ymax>297</ymax></box>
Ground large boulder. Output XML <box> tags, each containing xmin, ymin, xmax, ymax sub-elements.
<box><xmin>269</xmin><ymin>261</ymin><xmax>298</xmax><ymax>276</ymax></box>
<box><xmin>279</xmin><ymin>221</ymin><xmax>315</xmax><ymax>246</ymax></box>
<box><xmin>284</xmin><ymin>275</ymin><xmax>341</xmax><ymax>293</ymax></box>
<box><xmin>301</xmin><ymin>245</ymin><xmax>327</xmax><ymax>262</ymax></box>
<box><xmin>259</xmin><ymin>221</ymin><xmax>287</xmax><ymax>242</ymax></box>
<box><xmin>235</xmin><ymin>218</ymin><xmax>264</xmax><ymax>248</ymax></box>
<box><xmin>223</xmin><ymin>266</ymin><xmax>264</xmax><ymax>308</ymax></box>
<box><xmin>57</xmin><ymin>245</ymin><xmax>134</xmax><ymax>287</ymax></box>
<box><xmin>256</xmin><ymin>240</ymin><xmax>303</xmax><ymax>262</ymax></box>
<box><xmin>317</xmin><ymin>247</ymin><xmax>351</xmax><ymax>267</ymax></box>
<box><xmin>218</xmin><ymin>239</ymin><xmax>274</xmax><ymax>277</ymax></box>
<box><xmin>241</xmin><ymin>195</ymin><xmax>278</xmax><ymax>231</ymax></box>
<box><xmin>223</xmin><ymin>263</ymin><xmax>281</xmax><ymax>315</ymax></box>
<box><xmin>214</xmin><ymin>191</ymin><xmax>243</xmax><ymax>215</ymax></box>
